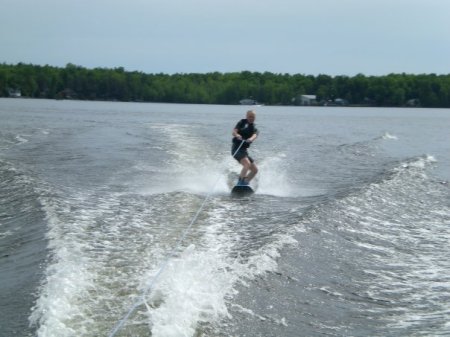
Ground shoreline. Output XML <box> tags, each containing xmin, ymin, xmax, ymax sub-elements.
<box><xmin>0</xmin><ymin>96</ymin><xmax>438</xmax><ymax>109</ymax></box>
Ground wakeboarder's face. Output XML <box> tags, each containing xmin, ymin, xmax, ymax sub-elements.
<box><xmin>247</xmin><ymin>114</ymin><xmax>255</xmax><ymax>124</ymax></box>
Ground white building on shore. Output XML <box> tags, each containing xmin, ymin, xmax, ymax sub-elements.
<box><xmin>293</xmin><ymin>94</ymin><xmax>317</xmax><ymax>106</ymax></box>
<box><xmin>8</xmin><ymin>89</ymin><xmax>22</xmax><ymax>98</ymax></box>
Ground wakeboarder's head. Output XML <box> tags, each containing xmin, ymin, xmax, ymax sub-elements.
<box><xmin>246</xmin><ymin>110</ymin><xmax>256</xmax><ymax>124</ymax></box>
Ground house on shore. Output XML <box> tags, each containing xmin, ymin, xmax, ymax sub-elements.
<box><xmin>239</xmin><ymin>98</ymin><xmax>258</xmax><ymax>105</ymax></box>
<box><xmin>56</xmin><ymin>88</ymin><xmax>77</xmax><ymax>100</ymax></box>
<box><xmin>293</xmin><ymin>94</ymin><xmax>317</xmax><ymax>106</ymax></box>
<box><xmin>406</xmin><ymin>98</ymin><xmax>420</xmax><ymax>107</ymax></box>
<box><xmin>8</xmin><ymin>89</ymin><xmax>21</xmax><ymax>98</ymax></box>
<box><xmin>324</xmin><ymin>98</ymin><xmax>349</xmax><ymax>106</ymax></box>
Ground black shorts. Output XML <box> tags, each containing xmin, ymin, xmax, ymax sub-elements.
<box><xmin>231</xmin><ymin>146</ymin><xmax>254</xmax><ymax>163</ymax></box>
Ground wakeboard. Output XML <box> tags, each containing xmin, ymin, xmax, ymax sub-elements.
<box><xmin>231</xmin><ymin>185</ymin><xmax>254</xmax><ymax>196</ymax></box>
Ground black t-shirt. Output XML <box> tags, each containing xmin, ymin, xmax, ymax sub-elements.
<box><xmin>233</xmin><ymin>119</ymin><xmax>258</xmax><ymax>148</ymax></box>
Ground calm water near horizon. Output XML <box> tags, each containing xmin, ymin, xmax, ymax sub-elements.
<box><xmin>1</xmin><ymin>98</ymin><xmax>449</xmax><ymax>336</ymax></box>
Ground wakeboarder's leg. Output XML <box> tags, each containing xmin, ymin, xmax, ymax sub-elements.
<box><xmin>239</xmin><ymin>158</ymin><xmax>252</xmax><ymax>184</ymax></box>
<box><xmin>245</xmin><ymin>163</ymin><xmax>258</xmax><ymax>182</ymax></box>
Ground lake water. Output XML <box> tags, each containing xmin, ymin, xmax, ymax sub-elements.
<box><xmin>1</xmin><ymin>98</ymin><xmax>449</xmax><ymax>337</ymax></box>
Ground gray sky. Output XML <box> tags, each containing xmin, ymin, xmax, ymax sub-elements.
<box><xmin>1</xmin><ymin>0</ymin><xmax>449</xmax><ymax>76</ymax></box>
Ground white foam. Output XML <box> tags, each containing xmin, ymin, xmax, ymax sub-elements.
<box><xmin>29</xmin><ymin>123</ymin><xmax>301</xmax><ymax>336</ymax></box>
<box><xmin>398</xmin><ymin>155</ymin><xmax>437</xmax><ymax>171</ymax></box>
<box><xmin>382</xmin><ymin>132</ymin><xmax>398</xmax><ymax>140</ymax></box>
<box><xmin>174</xmin><ymin>157</ymin><xmax>233</xmax><ymax>195</ymax></box>
<box><xmin>139</xmin><ymin>124</ymin><xmax>303</xmax><ymax>197</ymax></box>
<box><xmin>0</xmin><ymin>228</ymin><xmax>13</xmax><ymax>239</ymax></box>
<box><xmin>319</xmin><ymin>286</ymin><xmax>344</xmax><ymax>298</ymax></box>
<box><xmin>15</xmin><ymin>135</ymin><xmax>28</xmax><ymax>144</ymax></box>
<box><xmin>230</xmin><ymin>304</ymin><xmax>288</xmax><ymax>326</ymax></box>
<box><xmin>255</xmin><ymin>154</ymin><xmax>293</xmax><ymax>197</ymax></box>
<box><xmin>29</xmin><ymin>197</ymin><xmax>97</xmax><ymax>337</ymax></box>
<box><xmin>143</xmin><ymin>245</ymin><xmax>234</xmax><ymax>337</ymax></box>
<box><xmin>231</xmin><ymin>304</ymin><xmax>267</xmax><ymax>321</ymax></box>
<box><xmin>39</xmin><ymin>128</ymin><xmax>50</xmax><ymax>135</ymax></box>
<box><xmin>321</xmin><ymin>157</ymin><xmax>450</xmax><ymax>333</ymax></box>
<box><xmin>140</xmin><ymin>206</ymin><xmax>298</xmax><ymax>337</ymax></box>
<box><xmin>139</xmin><ymin>123</ymin><xmax>233</xmax><ymax>195</ymax></box>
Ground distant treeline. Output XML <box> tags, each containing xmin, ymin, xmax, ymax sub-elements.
<box><xmin>1</xmin><ymin>63</ymin><xmax>450</xmax><ymax>107</ymax></box>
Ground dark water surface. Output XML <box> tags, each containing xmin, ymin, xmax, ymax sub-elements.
<box><xmin>1</xmin><ymin>99</ymin><xmax>449</xmax><ymax>337</ymax></box>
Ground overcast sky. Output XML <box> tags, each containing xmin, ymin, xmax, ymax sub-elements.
<box><xmin>1</xmin><ymin>0</ymin><xmax>449</xmax><ymax>76</ymax></box>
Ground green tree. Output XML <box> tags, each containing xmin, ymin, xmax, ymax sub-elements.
<box><xmin>0</xmin><ymin>63</ymin><xmax>449</xmax><ymax>107</ymax></box>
